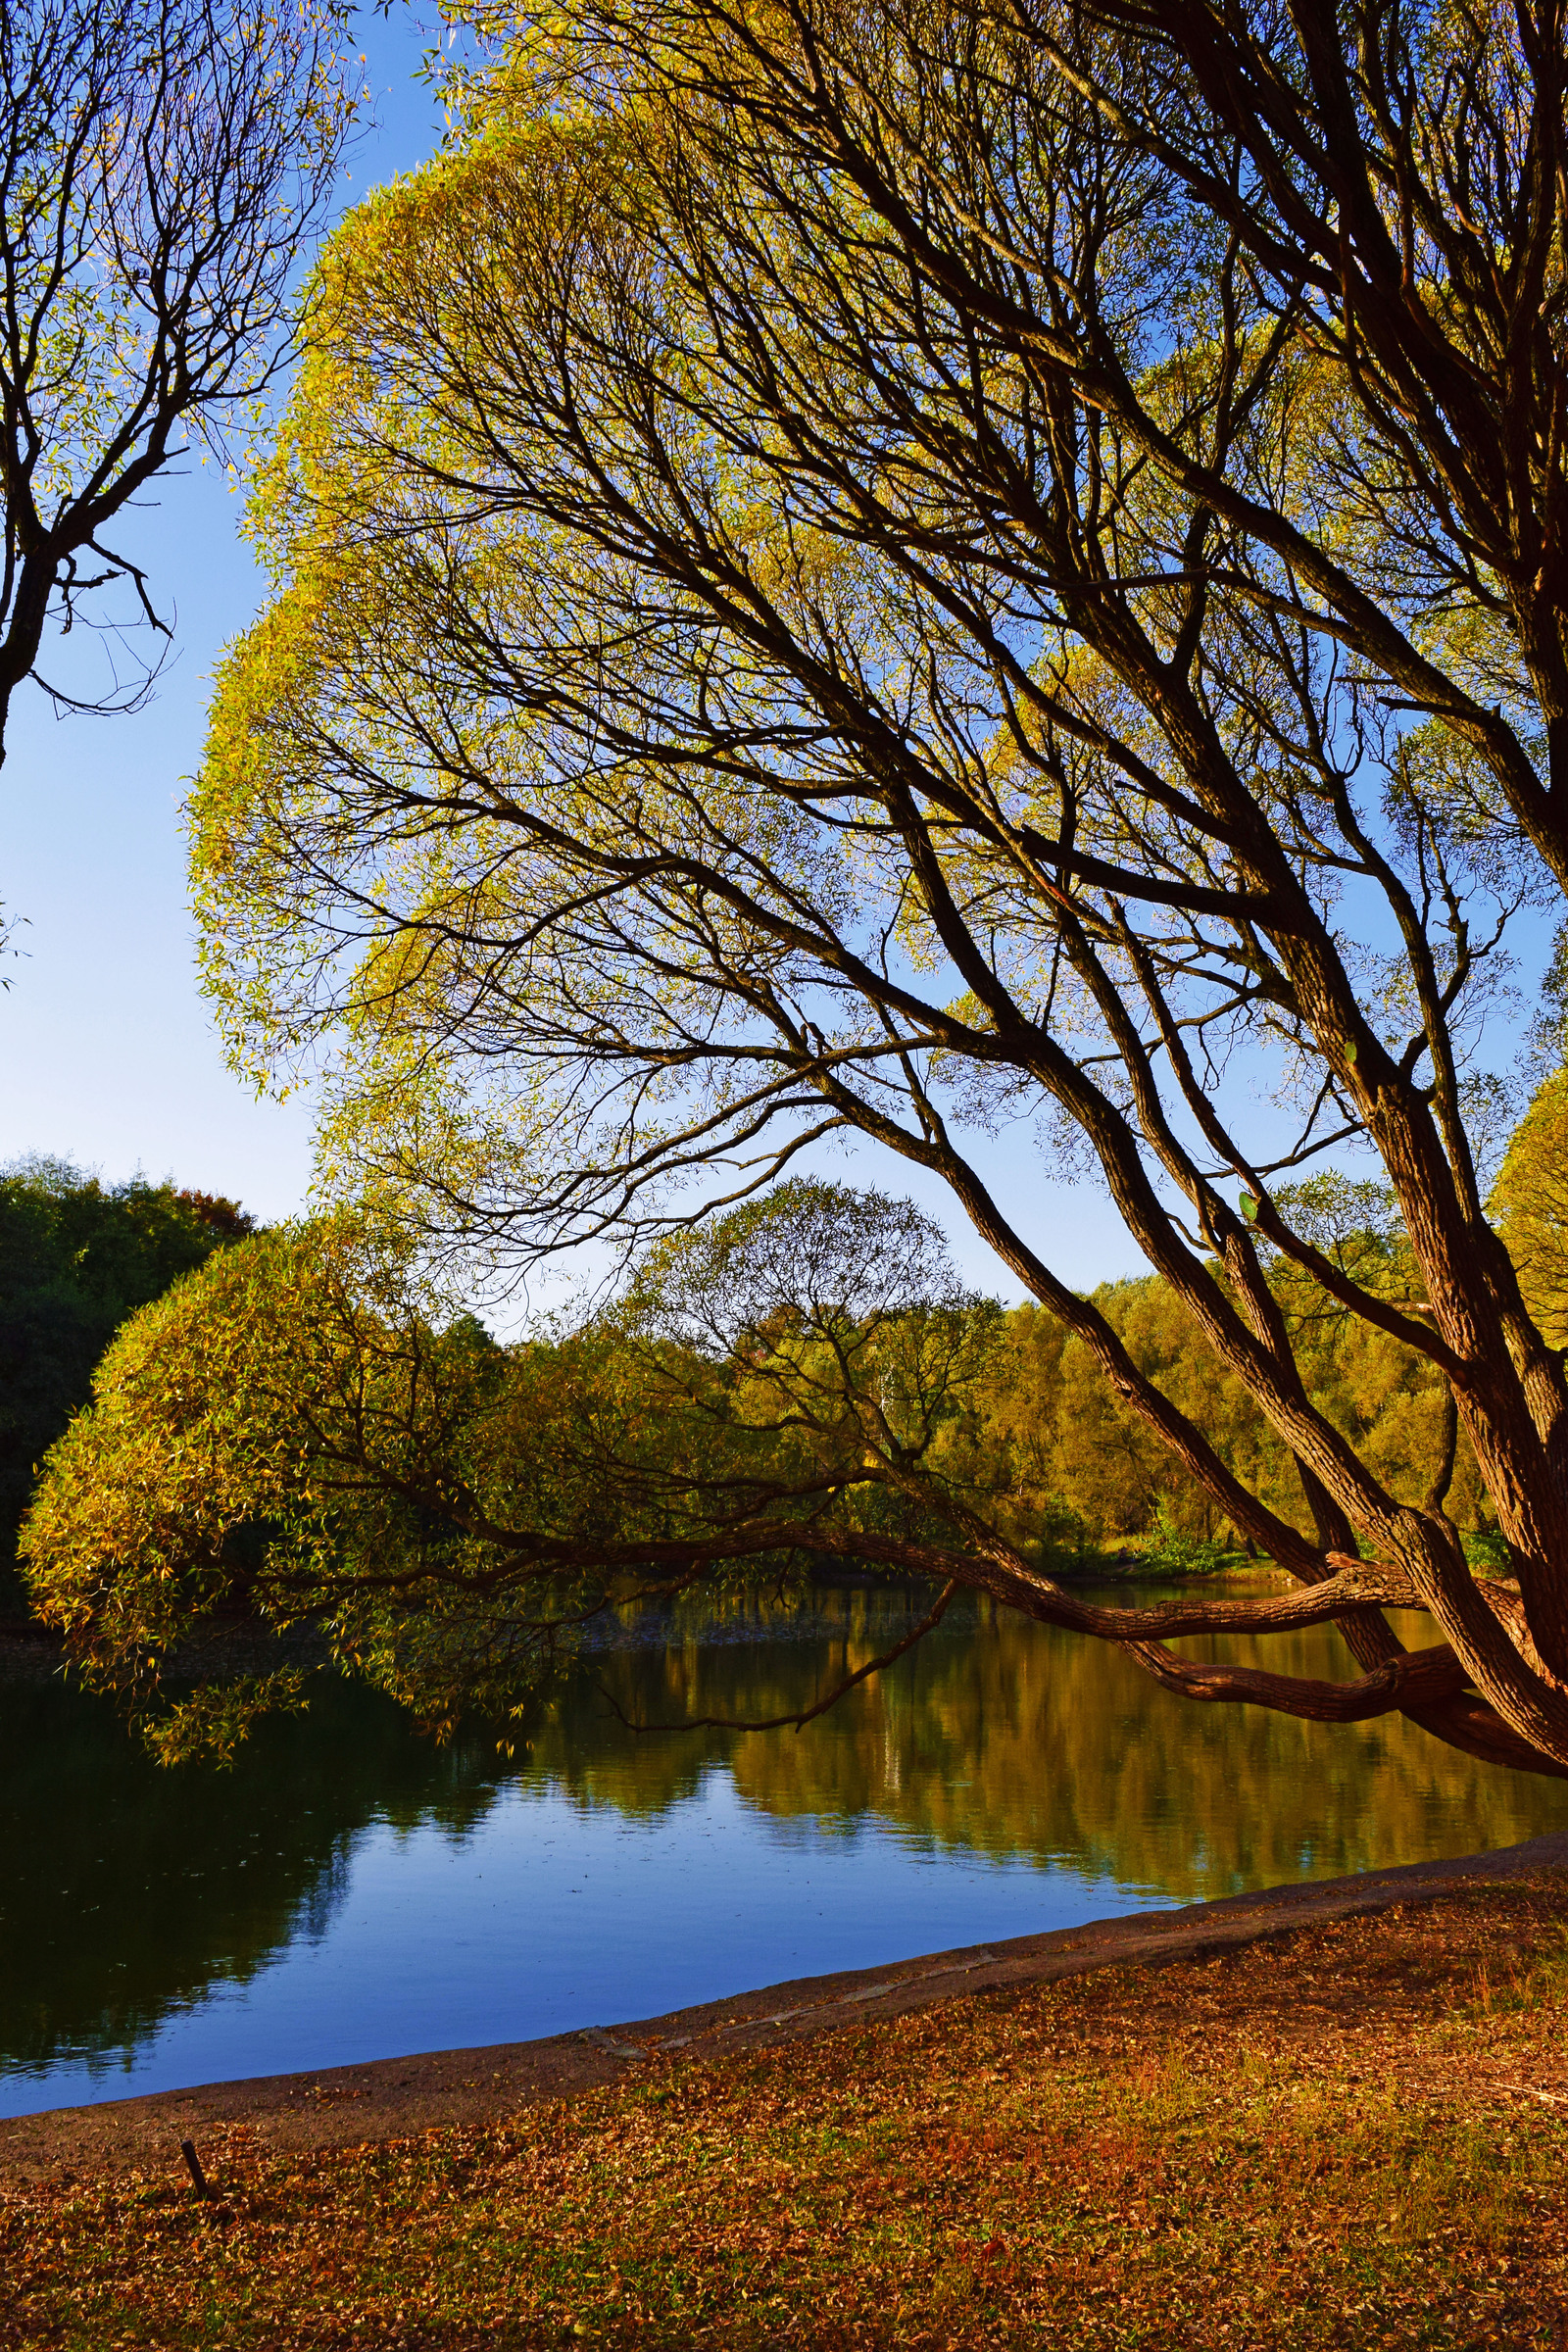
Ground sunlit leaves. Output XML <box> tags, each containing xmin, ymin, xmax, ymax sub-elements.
<box><xmin>1492</xmin><ymin>1069</ymin><xmax>1568</xmax><ymax>1350</ymax></box>
<box><xmin>19</xmin><ymin>1185</ymin><xmax>1016</xmax><ymax>1752</ymax></box>
<box><xmin>180</xmin><ymin>0</ymin><xmax>1568</xmax><ymax>1762</ymax></box>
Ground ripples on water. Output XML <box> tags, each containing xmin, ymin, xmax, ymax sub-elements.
<box><xmin>3</xmin><ymin>1583</ymin><xmax>1565</xmax><ymax>2117</ymax></box>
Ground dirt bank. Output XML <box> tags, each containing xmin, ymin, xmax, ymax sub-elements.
<box><xmin>5</xmin><ymin>1830</ymin><xmax>1565</xmax><ymax>2188</ymax></box>
<box><xmin>5</xmin><ymin>1856</ymin><xmax>1568</xmax><ymax>2349</ymax></box>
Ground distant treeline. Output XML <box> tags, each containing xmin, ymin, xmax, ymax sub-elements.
<box><xmin>0</xmin><ymin>1157</ymin><xmax>1505</xmax><ymax>1609</ymax></box>
<box><xmin>949</xmin><ymin>1229</ymin><xmax>1492</xmax><ymax>1576</ymax></box>
<box><xmin>0</xmin><ymin>1161</ymin><xmax>255</xmax><ymax>1605</ymax></box>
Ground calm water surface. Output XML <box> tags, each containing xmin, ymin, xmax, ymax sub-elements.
<box><xmin>3</xmin><ymin>1585</ymin><xmax>1565</xmax><ymax>2118</ymax></box>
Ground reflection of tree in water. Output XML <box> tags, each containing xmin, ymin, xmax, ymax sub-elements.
<box><xmin>9</xmin><ymin>1590</ymin><xmax>1568</xmax><ymax>2089</ymax></box>
<box><xmin>0</xmin><ymin>1677</ymin><xmax>507</xmax><ymax>2078</ymax></box>
<box><xmin>536</xmin><ymin>1589</ymin><xmax>1568</xmax><ymax>1900</ymax></box>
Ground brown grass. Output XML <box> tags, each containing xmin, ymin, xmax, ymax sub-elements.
<box><xmin>4</xmin><ymin>1877</ymin><xmax>1567</xmax><ymax>2351</ymax></box>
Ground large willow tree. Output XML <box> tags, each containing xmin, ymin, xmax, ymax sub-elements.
<box><xmin>175</xmin><ymin>0</ymin><xmax>1568</xmax><ymax>1772</ymax></box>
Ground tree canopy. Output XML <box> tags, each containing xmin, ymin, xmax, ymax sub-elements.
<box><xmin>21</xmin><ymin>1189</ymin><xmax>982</xmax><ymax>1750</ymax></box>
<box><xmin>58</xmin><ymin>0</ymin><xmax>1568</xmax><ymax>1772</ymax></box>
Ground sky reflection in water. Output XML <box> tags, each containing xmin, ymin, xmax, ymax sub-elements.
<box><xmin>4</xmin><ymin>1586</ymin><xmax>1566</xmax><ymax>2118</ymax></box>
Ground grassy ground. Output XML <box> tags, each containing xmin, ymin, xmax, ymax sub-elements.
<box><xmin>4</xmin><ymin>1877</ymin><xmax>1567</xmax><ymax>2352</ymax></box>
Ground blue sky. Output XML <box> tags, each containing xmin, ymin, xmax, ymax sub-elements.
<box><xmin>0</xmin><ymin>15</ymin><xmax>444</xmax><ymax>1223</ymax></box>
<box><xmin>0</xmin><ymin>11</ymin><xmax>1143</xmax><ymax>1298</ymax></box>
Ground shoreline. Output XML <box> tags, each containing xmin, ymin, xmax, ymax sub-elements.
<box><xmin>5</xmin><ymin>1829</ymin><xmax>1565</xmax><ymax>2189</ymax></box>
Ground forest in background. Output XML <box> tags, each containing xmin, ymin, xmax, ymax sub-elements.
<box><xmin>11</xmin><ymin>1113</ymin><xmax>1554</xmax><ymax>1621</ymax></box>
<box><xmin>0</xmin><ymin>1164</ymin><xmax>255</xmax><ymax>1612</ymax></box>
<box><xmin>958</xmin><ymin>1244</ymin><xmax>1496</xmax><ymax>1578</ymax></box>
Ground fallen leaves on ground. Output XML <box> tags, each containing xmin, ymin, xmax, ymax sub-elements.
<box><xmin>3</xmin><ymin>1877</ymin><xmax>1567</xmax><ymax>2350</ymax></box>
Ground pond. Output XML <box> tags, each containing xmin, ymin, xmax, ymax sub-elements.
<box><xmin>3</xmin><ymin>1584</ymin><xmax>1566</xmax><ymax>2120</ymax></box>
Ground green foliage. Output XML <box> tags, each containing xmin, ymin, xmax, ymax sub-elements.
<box><xmin>19</xmin><ymin>1173</ymin><xmax>1507</xmax><ymax>1760</ymax></box>
<box><xmin>1463</xmin><ymin>1528</ymin><xmax>1514</xmax><ymax>1577</ymax></box>
<box><xmin>1491</xmin><ymin>1067</ymin><xmax>1568</xmax><ymax>1348</ymax></box>
<box><xmin>953</xmin><ymin>1240</ymin><xmax>1493</xmax><ymax>1564</ymax></box>
<box><xmin>161</xmin><ymin>0</ymin><xmax>1568</xmax><ymax>1778</ymax></box>
<box><xmin>1136</xmin><ymin>1507</ymin><xmax>1232</xmax><ymax>1579</ymax></box>
<box><xmin>630</xmin><ymin>1180</ymin><xmax>1006</xmax><ymax>1541</ymax></box>
<box><xmin>0</xmin><ymin>1159</ymin><xmax>254</xmax><ymax>1602</ymax></box>
<box><xmin>21</xmin><ymin>1186</ymin><xmax>1021</xmax><ymax>1751</ymax></box>
<box><xmin>19</xmin><ymin>1211</ymin><xmax>802</xmax><ymax>1749</ymax></box>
